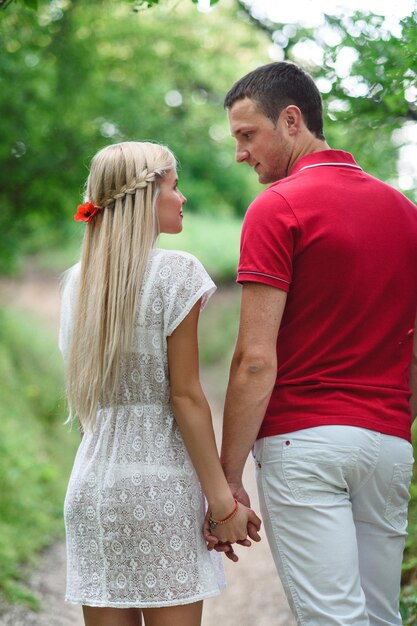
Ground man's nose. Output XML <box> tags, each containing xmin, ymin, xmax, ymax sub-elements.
<box><xmin>236</xmin><ymin>145</ymin><xmax>249</xmax><ymax>163</ymax></box>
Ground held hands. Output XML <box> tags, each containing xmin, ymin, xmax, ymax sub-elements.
<box><xmin>203</xmin><ymin>485</ymin><xmax>261</xmax><ymax>562</ymax></box>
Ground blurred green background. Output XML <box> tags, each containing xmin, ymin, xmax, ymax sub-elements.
<box><xmin>1</xmin><ymin>0</ymin><xmax>417</xmax><ymax>619</ymax></box>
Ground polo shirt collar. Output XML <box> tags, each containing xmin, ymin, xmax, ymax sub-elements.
<box><xmin>290</xmin><ymin>150</ymin><xmax>361</xmax><ymax>176</ymax></box>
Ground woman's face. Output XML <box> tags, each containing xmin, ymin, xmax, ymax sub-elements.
<box><xmin>156</xmin><ymin>168</ymin><xmax>186</xmax><ymax>234</ymax></box>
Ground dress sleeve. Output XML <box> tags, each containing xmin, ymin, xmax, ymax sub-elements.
<box><xmin>237</xmin><ymin>189</ymin><xmax>300</xmax><ymax>292</ymax></box>
<box><xmin>164</xmin><ymin>253</ymin><xmax>216</xmax><ymax>336</ymax></box>
<box><xmin>59</xmin><ymin>264</ymin><xmax>80</xmax><ymax>362</ymax></box>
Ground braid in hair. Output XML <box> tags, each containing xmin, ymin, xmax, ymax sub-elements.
<box><xmin>66</xmin><ymin>141</ymin><xmax>177</xmax><ymax>431</ymax></box>
<box><xmin>101</xmin><ymin>169</ymin><xmax>157</xmax><ymax>209</ymax></box>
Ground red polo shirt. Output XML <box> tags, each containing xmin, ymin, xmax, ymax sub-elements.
<box><xmin>238</xmin><ymin>150</ymin><xmax>417</xmax><ymax>441</ymax></box>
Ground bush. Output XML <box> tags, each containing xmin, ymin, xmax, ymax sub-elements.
<box><xmin>0</xmin><ymin>308</ymin><xmax>78</xmax><ymax>604</ymax></box>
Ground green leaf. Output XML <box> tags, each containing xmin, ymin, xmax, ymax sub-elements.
<box><xmin>0</xmin><ymin>0</ymin><xmax>15</xmax><ymax>9</ymax></box>
<box><xmin>132</xmin><ymin>0</ymin><xmax>160</xmax><ymax>10</ymax></box>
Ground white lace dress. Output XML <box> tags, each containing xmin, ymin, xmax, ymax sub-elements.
<box><xmin>59</xmin><ymin>248</ymin><xmax>225</xmax><ymax>608</ymax></box>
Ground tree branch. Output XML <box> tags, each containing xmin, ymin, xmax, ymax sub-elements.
<box><xmin>235</xmin><ymin>0</ymin><xmax>275</xmax><ymax>38</ymax></box>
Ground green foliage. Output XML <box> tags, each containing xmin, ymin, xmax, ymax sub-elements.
<box><xmin>130</xmin><ymin>0</ymin><xmax>163</xmax><ymax>9</ymax></box>
<box><xmin>242</xmin><ymin>4</ymin><xmax>417</xmax><ymax>200</ymax></box>
<box><xmin>131</xmin><ymin>0</ymin><xmax>220</xmax><ymax>8</ymax></box>
<box><xmin>401</xmin><ymin>586</ymin><xmax>417</xmax><ymax>625</ymax></box>
<box><xmin>3</xmin><ymin>0</ymin><xmax>416</xmax><ymax>275</ymax></box>
<box><xmin>0</xmin><ymin>309</ymin><xmax>78</xmax><ymax>603</ymax></box>
<box><xmin>318</xmin><ymin>10</ymin><xmax>417</xmax><ymax>193</ymax></box>
<box><xmin>0</xmin><ymin>0</ymin><xmax>221</xmax><ymax>9</ymax></box>
<box><xmin>0</xmin><ymin>0</ymin><xmax>265</xmax><ymax>272</ymax></box>
<box><xmin>321</xmin><ymin>11</ymin><xmax>417</xmax><ymax>121</ymax></box>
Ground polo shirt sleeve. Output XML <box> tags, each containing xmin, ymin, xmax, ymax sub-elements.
<box><xmin>237</xmin><ymin>189</ymin><xmax>299</xmax><ymax>292</ymax></box>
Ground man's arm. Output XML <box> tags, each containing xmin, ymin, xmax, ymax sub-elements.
<box><xmin>410</xmin><ymin>313</ymin><xmax>417</xmax><ymax>421</ymax></box>
<box><xmin>221</xmin><ymin>282</ymin><xmax>287</xmax><ymax>496</ymax></box>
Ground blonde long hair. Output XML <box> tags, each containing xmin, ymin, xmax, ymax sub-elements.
<box><xmin>65</xmin><ymin>141</ymin><xmax>176</xmax><ymax>431</ymax></box>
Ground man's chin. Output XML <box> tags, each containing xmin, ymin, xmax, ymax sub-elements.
<box><xmin>258</xmin><ymin>172</ymin><xmax>274</xmax><ymax>184</ymax></box>
<box><xmin>254</xmin><ymin>165</ymin><xmax>278</xmax><ymax>184</ymax></box>
<box><xmin>258</xmin><ymin>170</ymin><xmax>282</xmax><ymax>184</ymax></box>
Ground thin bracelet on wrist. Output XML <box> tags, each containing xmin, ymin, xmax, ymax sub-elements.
<box><xmin>208</xmin><ymin>499</ymin><xmax>239</xmax><ymax>532</ymax></box>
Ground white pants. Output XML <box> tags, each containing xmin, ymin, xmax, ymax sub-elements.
<box><xmin>254</xmin><ymin>426</ymin><xmax>414</xmax><ymax>626</ymax></box>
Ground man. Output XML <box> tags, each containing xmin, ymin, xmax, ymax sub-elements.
<box><xmin>219</xmin><ymin>62</ymin><xmax>417</xmax><ymax>625</ymax></box>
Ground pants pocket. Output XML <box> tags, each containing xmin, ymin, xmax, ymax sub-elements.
<box><xmin>253</xmin><ymin>438</ymin><xmax>265</xmax><ymax>469</ymax></box>
<box><xmin>282</xmin><ymin>443</ymin><xmax>359</xmax><ymax>504</ymax></box>
<box><xmin>384</xmin><ymin>462</ymin><xmax>413</xmax><ymax>531</ymax></box>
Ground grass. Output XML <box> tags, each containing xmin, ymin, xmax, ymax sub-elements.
<box><xmin>0</xmin><ymin>308</ymin><xmax>78</xmax><ymax>606</ymax></box>
<box><xmin>198</xmin><ymin>284</ymin><xmax>241</xmax><ymax>367</ymax></box>
<box><xmin>158</xmin><ymin>213</ymin><xmax>241</xmax><ymax>283</ymax></box>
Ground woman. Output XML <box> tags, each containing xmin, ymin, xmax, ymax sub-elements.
<box><xmin>59</xmin><ymin>141</ymin><xmax>261</xmax><ymax>626</ymax></box>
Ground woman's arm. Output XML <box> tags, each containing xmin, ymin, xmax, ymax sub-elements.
<box><xmin>167</xmin><ymin>299</ymin><xmax>260</xmax><ymax>545</ymax></box>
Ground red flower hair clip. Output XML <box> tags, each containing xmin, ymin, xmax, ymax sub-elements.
<box><xmin>74</xmin><ymin>201</ymin><xmax>101</xmax><ymax>223</ymax></box>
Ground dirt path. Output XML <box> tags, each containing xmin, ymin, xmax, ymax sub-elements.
<box><xmin>0</xmin><ymin>272</ymin><xmax>296</xmax><ymax>626</ymax></box>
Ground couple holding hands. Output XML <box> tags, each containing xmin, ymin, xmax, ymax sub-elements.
<box><xmin>60</xmin><ymin>62</ymin><xmax>417</xmax><ymax>626</ymax></box>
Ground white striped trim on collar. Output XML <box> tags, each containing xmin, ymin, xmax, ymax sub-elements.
<box><xmin>298</xmin><ymin>162</ymin><xmax>363</xmax><ymax>172</ymax></box>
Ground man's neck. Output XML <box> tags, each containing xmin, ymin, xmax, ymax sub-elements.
<box><xmin>287</xmin><ymin>138</ymin><xmax>330</xmax><ymax>176</ymax></box>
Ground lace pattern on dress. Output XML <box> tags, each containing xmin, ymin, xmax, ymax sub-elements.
<box><xmin>61</xmin><ymin>248</ymin><xmax>225</xmax><ymax>607</ymax></box>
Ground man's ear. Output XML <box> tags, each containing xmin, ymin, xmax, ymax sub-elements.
<box><xmin>281</xmin><ymin>105</ymin><xmax>303</xmax><ymax>135</ymax></box>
